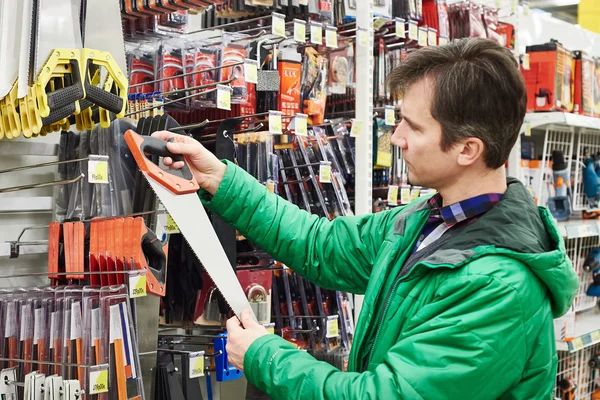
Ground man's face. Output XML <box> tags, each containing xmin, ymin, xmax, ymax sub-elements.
<box><xmin>390</xmin><ymin>78</ymin><xmax>460</xmax><ymax>190</ymax></box>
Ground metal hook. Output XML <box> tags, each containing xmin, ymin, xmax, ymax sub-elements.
<box><xmin>161</xmin><ymin>77</ymin><xmax>235</xmax><ymax>97</ymax></box>
<box><xmin>170</xmin><ymin>119</ymin><xmax>210</xmax><ymax>133</ymax></box>
<box><xmin>0</xmin><ymin>157</ymin><xmax>89</xmax><ymax>174</ymax></box>
<box><xmin>129</xmin><ymin>62</ymin><xmax>244</xmax><ymax>89</ymax></box>
<box><xmin>0</xmin><ymin>173</ymin><xmax>85</xmax><ymax>194</ymax></box>
<box><xmin>123</xmin><ymin>88</ymin><xmax>218</xmax><ymax>117</ymax></box>
<box><xmin>223</xmin><ymin>123</ymin><xmax>265</xmax><ymax>137</ymax></box>
<box><xmin>186</xmin><ymin>15</ymin><xmax>274</xmax><ymax>35</ymax></box>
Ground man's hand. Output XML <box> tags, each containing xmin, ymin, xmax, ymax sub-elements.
<box><xmin>225</xmin><ymin>310</ymin><xmax>270</xmax><ymax>371</ymax></box>
<box><xmin>151</xmin><ymin>131</ymin><xmax>227</xmax><ymax>195</ymax></box>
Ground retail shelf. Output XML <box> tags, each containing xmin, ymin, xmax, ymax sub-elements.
<box><xmin>0</xmin><ymin>197</ymin><xmax>54</xmax><ymax>214</ymax></box>
<box><xmin>557</xmin><ymin>219</ymin><xmax>600</xmax><ymax>239</ymax></box>
<box><xmin>523</xmin><ymin>112</ymin><xmax>600</xmax><ymax>132</ymax></box>
<box><xmin>557</xmin><ymin>309</ymin><xmax>600</xmax><ymax>352</ymax></box>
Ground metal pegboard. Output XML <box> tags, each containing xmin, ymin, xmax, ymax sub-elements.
<box><xmin>537</xmin><ymin>125</ymin><xmax>575</xmax><ymax>208</ymax></box>
<box><xmin>564</xmin><ymin>235</ymin><xmax>599</xmax><ymax>312</ymax></box>
<box><xmin>556</xmin><ymin>343</ymin><xmax>600</xmax><ymax>399</ymax></box>
<box><xmin>573</xmin><ymin>129</ymin><xmax>600</xmax><ymax>212</ymax></box>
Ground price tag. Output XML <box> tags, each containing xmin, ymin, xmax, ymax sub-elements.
<box><xmin>188</xmin><ymin>352</ymin><xmax>205</xmax><ymax>378</ymax></box>
<box><xmin>428</xmin><ymin>29</ymin><xmax>437</xmax><ymax>46</ymax></box>
<box><xmin>319</xmin><ymin>163</ymin><xmax>332</xmax><ymax>183</ymax></box>
<box><xmin>89</xmin><ymin>365</ymin><xmax>109</xmax><ymax>394</ymax></box>
<box><xmin>269</xmin><ymin>111</ymin><xmax>283</xmax><ymax>135</ymax></box>
<box><xmin>387</xmin><ymin>186</ymin><xmax>399</xmax><ymax>205</ymax></box>
<box><xmin>326</xmin><ymin>316</ymin><xmax>339</xmax><ymax>338</ymax></box>
<box><xmin>244</xmin><ymin>59</ymin><xmax>258</xmax><ymax>84</ymax></box>
<box><xmin>571</xmin><ymin>337</ymin><xmax>584</xmax><ymax>351</ymax></box>
<box><xmin>264</xmin><ymin>323</ymin><xmax>275</xmax><ymax>334</ymax></box>
<box><xmin>408</xmin><ymin>21</ymin><xmax>419</xmax><ymax>41</ymax></box>
<box><xmin>299</xmin><ymin>0</ymin><xmax>308</xmax><ymax>4</ymax></box>
<box><xmin>272</xmin><ymin>12</ymin><xmax>286</xmax><ymax>37</ymax></box>
<box><xmin>326</xmin><ymin>27</ymin><xmax>338</xmax><ymax>48</ymax></box>
<box><xmin>129</xmin><ymin>272</ymin><xmax>147</xmax><ymax>299</ymax></box>
<box><xmin>88</xmin><ymin>155</ymin><xmax>109</xmax><ymax>184</ymax></box>
<box><xmin>373</xmin><ymin>17</ymin><xmax>389</xmax><ymax>30</ymax></box>
<box><xmin>395</xmin><ymin>18</ymin><xmax>406</xmax><ymax>38</ymax></box>
<box><xmin>522</xmin><ymin>53</ymin><xmax>530</xmax><ymax>70</ymax></box>
<box><xmin>523</xmin><ymin>2</ymin><xmax>530</xmax><ymax>15</ymax></box>
<box><xmin>350</xmin><ymin>119</ymin><xmax>363</xmax><ymax>137</ymax></box>
<box><xmin>358</xmin><ymin>28</ymin><xmax>369</xmax><ymax>48</ymax></box>
<box><xmin>592</xmin><ymin>331</ymin><xmax>600</xmax><ymax>343</ymax></box>
<box><xmin>217</xmin><ymin>85</ymin><xmax>231</xmax><ymax>110</ymax></box>
<box><xmin>439</xmin><ymin>35</ymin><xmax>449</xmax><ymax>46</ymax></box>
<box><xmin>295</xmin><ymin>113</ymin><xmax>308</xmax><ymax>136</ymax></box>
<box><xmin>400</xmin><ymin>186</ymin><xmax>411</xmax><ymax>204</ymax></box>
<box><xmin>418</xmin><ymin>27</ymin><xmax>428</xmax><ymax>47</ymax></box>
<box><xmin>294</xmin><ymin>19</ymin><xmax>306</xmax><ymax>42</ymax></box>
<box><xmin>511</xmin><ymin>0</ymin><xmax>517</xmax><ymax>14</ymax></box>
<box><xmin>524</xmin><ymin>122</ymin><xmax>531</xmax><ymax>136</ymax></box>
<box><xmin>496</xmin><ymin>0</ymin><xmax>502</xmax><ymax>7</ymax></box>
<box><xmin>411</xmin><ymin>188</ymin><xmax>421</xmax><ymax>201</ymax></box>
<box><xmin>311</xmin><ymin>23</ymin><xmax>323</xmax><ymax>44</ymax></box>
<box><xmin>385</xmin><ymin>106</ymin><xmax>395</xmax><ymax>126</ymax></box>
<box><xmin>165</xmin><ymin>214</ymin><xmax>179</xmax><ymax>234</ymax></box>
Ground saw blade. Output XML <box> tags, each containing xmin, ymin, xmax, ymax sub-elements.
<box><xmin>34</xmin><ymin>0</ymin><xmax>82</xmax><ymax>79</ymax></box>
<box><xmin>84</xmin><ymin>0</ymin><xmax>128</xmax><ymax>79</ymax></box>
<box><xmin>143</xmin><ymin>171</ymin><xmax>254</xmax><ymax>319</ymax></box>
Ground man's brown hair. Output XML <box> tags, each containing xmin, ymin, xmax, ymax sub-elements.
<box><xmin>387</xmin><ymin>38</ymin><xmax>527</xmax><ymax>169</ymax></box>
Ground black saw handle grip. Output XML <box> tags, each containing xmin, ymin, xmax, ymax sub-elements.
<box><xmin>46</xmin><ymin>60</ymin><xmax>85</xmax><ymax>111</ymax></box>
<box><xmin>42</xmin><ymin>103</ymin><xmax>77</xmax><ymax>126</ymax></box>
<box><xmin>139</xmin><ymin>136</ymin><xmax>194</xmax><ymax>181</ymax></box>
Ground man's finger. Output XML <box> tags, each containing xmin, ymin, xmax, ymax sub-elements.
<box><xmin>151</xmin><ymin>130</ymin><xmax>176</xmax><ymax>141</ymax></box>
<box><xmin>240</xmin><ymin>309</ymin><xmax>258</xmax><ymax>329</ymax></box>
<box><xmin>226</xmin><ymin>315</ymin><xmax>242</xmax><ymax>333</ymax></box>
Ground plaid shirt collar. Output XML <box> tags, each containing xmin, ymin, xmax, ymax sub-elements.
<box><xmin>428</xmin><ymin>192</ymin><xmax>504</xmax><ymax>227</ymax></box>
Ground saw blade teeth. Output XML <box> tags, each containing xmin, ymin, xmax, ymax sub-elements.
<box><xmin>143</xmin><ymin>177</ymin><xmax>237</xmax><ymax>314</ymax></box>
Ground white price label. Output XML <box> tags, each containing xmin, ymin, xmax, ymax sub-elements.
<box><xmin>400</xmin><ymin>187</ymin><xmax>411</xmax><ymax>204</ymax></box>
<box><xmin>89</xmin><ymin>365</ymin><xmax>109</xmax><ymax>394</ymax></box>
<box><xmin>385</xmin><ymin>106</ymin><xmax>396</xmax><ymax>126</ymax></box>
<box><xmin>571</xmin><ymin>337</ymin><xmax>584</xmax><ymax>351</ymax></box>
<box><xmin>387</xmin><ymin>186</ymin><xmax>399</xmax><ymax>205</ymax></box>
<box><xmin>299</xmin><ymin>0</ymin><xmax>308</xmax><ymax>4</ymax></box>
<box><xmin>320</xmin><ymin>163</ymin><xmax>332</xmax><ymax>183</ymax></box>
<box><xmin>189</xmin><ymin>352</ymin><xmax>205</xmax><ymax>378</ymax></box>
<box><xmin>428</xmin><ymin>30</ymin><xmax>437</xmax><ymax>46</ymax></box>
<box><xmin>326</xmin><ymin>28</ymin><xmax>338</xmax><ymax>48</ymax></box>
<box><xmin>272</xmin><ymin>13</ymin><xmax>286</xmax><ymax>37</ymax></box>
<box><xmin>418</xmin><ymin>27</ymin><xmax>428</xmax><ymax>47</ymax></box>
<box><xmin>269</xmin><ymin>111</ymin><xmax>283</xmax><ymax>135</ymax></box>
<box><xmin>524</xmin><ymin>122</ymin><xmax>531</xmax><ymax>137</ymax></box>
<box><xmin>217</xmin><ymin>85</ymin><xmax>231</xmax><ymax>110</ymax></box>
<box><xmin>358</xmin><ymin>28</ymin><xmax>369</xmax><ymax>48</ymax></box>
<box><xmin>264</xmin><ymin>323</ymin><xmax>275</xmax><ymax>334</ymax></box>
<box><xmin>523</xmin><ymin>2</ymin><xmax>530</xmax><ymax>15</ymax></box>
<box><xmin>294</xmin><ymin>20</ymin><xmax>306</xmax><ymax>42</ymax></box>
<box><xmin>88</xmin><ymin>155</ymin><xmax>109</xmax><ymax>184</ymax></box>
<box><xmin>439</xmin><ymin>35</ymin><xmax>449</xmax><ymax>46</ymax></box>
<box><xmin>129</xmin><ymin>273</ymin><xmax>147</xmax><ymax>298</ymax></box>
<box><xmin>295</xmin><ymin>114</ymin><xmax>308</xmax><ymax>136</ymax></box>
<box><xmin>395</xmin><ymin>19</ymin><xmax>406</xmax><ymax>38</ymax></box>
<box><xmin>326</xmin><ymin>316</ymin><xmax>339</xmax><ymax>338</ymax></box>
<box><xmin>350</xmin><ymin>119</ymin><xmax>363</xmax><ymax>137</ymax></box>
<box><xmin>408</xmin><ymin>21</ymin><xmax>419</xmax><ymax>41</ymax></box>
<box><xmin>522</xmin><ymin>53</ymin><xmax>530</xmax><ymax>70</ymax></box>
<box><xmin>244</xmin><ymin>60</ymin><xmax>258</xmax><ymax>84</ymax></box>
<box><xmin>311</xmin><ymin>23</ymin><xmax>323</xmax><ymax>44</ymax></box>
<box><xmin>411</xmin><ymin>188</ymin><xmax>421</xmax><ymax>201</ymax></box>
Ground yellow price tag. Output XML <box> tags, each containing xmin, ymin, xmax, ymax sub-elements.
<box><xmin>165</xmin><ymin>214</ymin><xmax>180</xmax><ymax>234</ymax></box>
<box><xmin>129</xmin><ymin>273</ymin><xmax>147</xmax><ymax>298</ymax></box>
<box><xmin>385</xmin><ymin>106</ymin><xmax>395</xmax><ymax>126</ymax></box>
<box><xmin>299</xmin><ymin>0</ymin><xmax>308</xmax><ymax>4</ymax></box>
<box><xmin>524</xmin><ymin>122</ymin><xmax>531</xmax><ymax>136</ymax></box>
<box><xmin>523</xmin><ymin>3</ymin><xmax>530</xmax><ymax>15</ymax></box>
<box><xmin>217</xmin><ymin>85</ymin><xmax>231</xmax><ymax>110</ymax></box>
<box><xmin>311</xmin><ymin>24</ymin><xmax>323</xmax><ymax>44</ymax></box>
<box><xmin>267</xmin><ymin>326</ymin><xmax>275</xmax><ymax>334</ymax></box>
<box><xmin>272</xmin><ymin>13</ymin><xmax>286</xmax><ymax>37</ymax></box>
<box><xmin>428</xmin><ymin>30</ymin><xmax>437</xmax><ymax>46</ymax></box>
<box><xmin>326</xmin><ymin>317</ymin><xmax>339</xmax><ymax>338</ymax></box>
<box><xmin>358</xmin><ymin>29</ymin><xmax>369</xmax><ymax>48</ymax></box>
<box><xmin>294</xmin><ymin>20</ymin><xmax>306</xmax><ymax>42</ymax></box>
<box><xmin>269</xmin><ymin>111</ymin><xmax>282</xmax><ymax>134</ymax></box>
<box><xmin>400</xmin><ymin>187</ymin><xmax>411</xmax><ymax>204</ymax></box>
<box><xmin>387</xmin><ymin>186</ymin><xmax>399</xmax><ymax>205</ymax></box>
<box><xmin>395</xmin><ymin>19</ymin><xmax>406</xmax><ymax>38</ymax></box>
<box><xmin>189</xmin><ymin>352</ymin><xmax>205</xmax><ymax>378</ymax></box>
<box><xmin>244</xmin><ymin>61</ymin><xmax>258</xmax><ymax>84</ymax></box>
<box><xmin>411</xmin><ymin>188</ymin><xmax>421</xmax><ymax>201</ymax></box>
<box><xmin>592</xmin><ymin>331</ymin><xmax>600</xmax><ymax>343</ymax></box>
<box><xmin>350</xmin><ymin>119</ymin><xmax>363</xmax><ymax>137</ymax></box>
<box><xmin>88</xmin><ymin>156</ymin><xmax>109</xmax><ymax>184</ymax></box>
<box><xmin>408</xmin><ymin>21</ymin><xmax>419</xmax><ymax>41</ymax></box>
<box><xmin>572</xmin><ymin>337</ymin><xmax>584</xmax><ymax>351</ymax></box>
<box><xmin>496</xmin><ymin>0</ymin><xmax>502</xmax><ymax>7</ymax></box>
<box><xmin>89</xmin><ymin>367</ymin><xmax>109</xmax><ymax>394</ymax></box>
<box><xmin>295</xmin><ymin>114</ymin><xmax>308</xmax><ymax>136</ymax></box>
<box><xmin>326</xmin><ymin>28</ymin><xmax>338</xmax><ymax>48</ymax></box>
<box><xmin>319</xmin><ymin>164</ymin><xmax>332</xmax><ymax>183</ymax></box>
<box><xmin>522</xmin><ymin>53</ymin><xmax>530</xmax><ymax>70</ymax></box>
<box><xmin>418</xmin><ymin>28</ymin><xmax>428</xmax><ymax>47</ymax></box>
<box><xmin>439</xmin><ymin>36</ymin><xmax>449</xmax><ymax>46</ymax></box>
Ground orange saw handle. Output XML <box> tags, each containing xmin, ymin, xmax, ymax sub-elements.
<box><xmin>124</xmin><ymin>129</ymin><xmax>199</xmax><ymax>194</ymax></box>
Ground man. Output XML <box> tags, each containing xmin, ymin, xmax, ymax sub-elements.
<box><xmin>155</xmin><ymin>38</ymin><xmax>579</xmax><ymax>399</ymax></box>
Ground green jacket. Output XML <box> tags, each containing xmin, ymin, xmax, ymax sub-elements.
<box><xmin>201</xmin><ymin>161</ymin><xmax>580</xmax><ymax>400</ymax></box>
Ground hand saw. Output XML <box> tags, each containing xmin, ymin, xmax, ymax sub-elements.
<box><xmin>124</xmin><ymin>129</ymin><xmax>254</xmax><ymax>319</ymax></box>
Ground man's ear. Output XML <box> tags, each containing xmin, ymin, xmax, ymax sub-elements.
<box><xmin>456</xmin><ymin>138</ymin><xmax>485</xmax><ymax>166</ymax></box>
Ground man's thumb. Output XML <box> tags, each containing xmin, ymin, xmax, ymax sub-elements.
<box><xmin>240</xmin><ymin>309</ymin><xmax>258</xmax><ymax>328</ymax></box>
